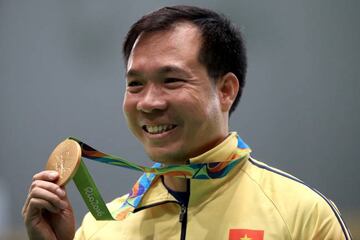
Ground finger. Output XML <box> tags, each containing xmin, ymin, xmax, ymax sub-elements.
<box><xmin>32</xmin><ymin>170</ymin><xmax>59</xmax><ymax>182</ymax></box>
<box><xmin>24</xmin><ymin>180</ymin><xmax>66</xmax><ymax>213</ymax></box>
<box><xmin>23</xmin><ymin>196</ymin><xmax>59</xmax><ymax>222</ymax></box>
<box><xmin>32</xmin><ymin>197</ymin><xmax>60</xmax><ymax>214</ymax></box>
<box><xmin>23</xmin><ymin>185</ymin><xmax>67</xmax><ymax>218</ymax></box>
<box><xmin>29</xmin><ymin>187</ymin><xmax>68</xmax><ymax>211</ymax></box>
<box><xmin>24</xmin><ymin>197</ymin><xmax>62</xmax><ymax>224</ymax></box>
<box><xmin>29</xmin><ymin>180</ymin><xmax>66</xmax><ymax>197</ymax></box>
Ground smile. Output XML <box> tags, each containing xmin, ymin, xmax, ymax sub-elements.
<box><xmin>143</xmin><ymin>124</ymin><xmax>177</xmax><ymax>134</ymax></box>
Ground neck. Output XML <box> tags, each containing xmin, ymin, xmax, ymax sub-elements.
<box><xmin>163</xmin><ymin>175</ymin><xmax>188</xmax><ymax>192</ymax></box>
<box><xmin>161</xmin><ymin>132</ymin><xmax>231</xmax><ymax>192</ymax></box>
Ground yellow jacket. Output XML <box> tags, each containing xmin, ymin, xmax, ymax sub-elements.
<box><xmin>75</xmin><ymin>132</ymin><xmax>352</xmax><ymax>240</ymax></box>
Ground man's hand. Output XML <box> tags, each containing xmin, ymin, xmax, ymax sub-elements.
<box><xmin>22</xmin><ymin>170</ymin><xmax>75</xmax><ymax>240</ymax></box>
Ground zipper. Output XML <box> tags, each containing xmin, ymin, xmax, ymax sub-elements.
<box><xmin>134</xmin><ymin>177</ymin><xmax>190</xmax><ymax>239</ymax></box>
<box><xmin>179</xmin><ymin>203</ymin><xmax>188</xmax><ymax>240</ymax></box>
<box><xmin>179</xmin><ymin>178</ymin><xmax>190</xmax><ymax>240</ymax></box>
<box><xmin>134</xmin><ymin>200</ymin><xmax>188</xmax><ymax>240</ymax></box>
<box><xmin>179</xmin><ymin>204</ymin><xmax>187</xmax><ymax>222</ymax></box>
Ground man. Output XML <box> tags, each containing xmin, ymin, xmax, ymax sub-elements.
<box><xmin>23</xmin><ymin>5</ymin><xmax>352</xmax><ymax>240</ymax></box>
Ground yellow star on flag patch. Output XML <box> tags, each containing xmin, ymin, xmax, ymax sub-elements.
<box><xmin>228</xmin><ymin>229</ymin><xmax>264</xmax><ymax>240</ymax></box>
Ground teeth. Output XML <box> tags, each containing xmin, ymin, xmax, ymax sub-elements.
<box><xmin>145</xmin><ymin>125</ymin><xmax>175</xmax><ymax>134</ymax></box>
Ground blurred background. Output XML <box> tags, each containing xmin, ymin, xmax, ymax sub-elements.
<box><xmin>1</xmin><ymin>0</ymin><xmax>359</xmax><ymax>239</ymax></box>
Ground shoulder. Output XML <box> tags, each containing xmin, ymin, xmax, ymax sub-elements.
<box><xmin>242</xmin><ymin>158</ymin><xmax>351</xmax><ymax>239</ymax></box>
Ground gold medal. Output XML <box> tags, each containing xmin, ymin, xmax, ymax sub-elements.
<box><xmin>45</xmin><ymin>139</ymin><xmax>81</xmax><ymax>186</ymax></box>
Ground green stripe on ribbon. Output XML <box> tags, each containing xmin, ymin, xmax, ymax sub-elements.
<box><xmin>73</xmin><ymin>160</ymin><xmax>114</xmax><ymax>220</ymax></box>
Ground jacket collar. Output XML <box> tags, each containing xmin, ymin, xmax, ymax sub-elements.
<box><xmin>189</xmin><ymin>132</ymin><xmax>248</xmax><ymax>164</ymax></box>
<box><xmin>112</xmin><ymin>132</ymin><xmax>250</xmax><ymax>220</ymax></box>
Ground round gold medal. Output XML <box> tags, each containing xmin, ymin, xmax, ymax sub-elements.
<box><xmin>45</xmin><ymin>139</ymin><xmax>82</xmax><ymax>186</ymax></box>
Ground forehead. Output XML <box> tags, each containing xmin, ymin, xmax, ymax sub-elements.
<box><xmin>127</xmin><ymin>22</ymin><xmax>203</xmax><ymax>72</ymax></box>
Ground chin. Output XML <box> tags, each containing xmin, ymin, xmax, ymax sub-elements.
<box><xmin>146</xmin><ymin>150</ymin><xmax>185</xmax><ymax>165</ymax></box>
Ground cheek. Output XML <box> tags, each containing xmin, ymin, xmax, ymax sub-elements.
<box><xmin>190</xmin><ymin>87</ymin><xmax>219</xmax><ymax>113</ymax></box>
<box><xmin>122</xmin><ymin>97</ymin><xmax>141</xmax><ymax>138</ymax></box>
<box><xmin>180</xmin><ymin>95</ymin><xmax>213</xmax><ymax>120</ymax></box>
<box><xmin>122</xmin><ymin>95</ymin><xmax>137</xmax><ymax>125</ymax></box>
<box><xmin>123</xmin><ymin>94</ymin><xmax>134</xmax><ymax>114</ymax></box>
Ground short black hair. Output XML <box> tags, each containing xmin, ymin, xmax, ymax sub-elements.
<box><xmin>123</xmin><ymin>5</ymin><xmax>247</xmax><ymax>115</ymax></box>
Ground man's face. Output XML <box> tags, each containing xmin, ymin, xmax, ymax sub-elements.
<box><xmin>123</xmin><ymin>22</ymin><xmax>228</xmax><ymax>164</ymax></box>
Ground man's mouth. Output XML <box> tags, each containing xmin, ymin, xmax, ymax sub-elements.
<box><xmin>142</xmin><ymin>124</ymin><xmax>177</xmax><ymax>134</ymax></box>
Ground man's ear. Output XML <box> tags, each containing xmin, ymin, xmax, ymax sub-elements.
<box><xmin>216</xmin><ymin>72</ymin><xmax>239</xmax><ymax>112</ymax></box>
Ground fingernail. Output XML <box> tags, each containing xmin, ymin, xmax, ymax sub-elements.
<box><xmin>49</xmin><ymin>172</ymin><xmax>58</xmax><ymax>179</ymax></box>
<box><xmin>56</xmin><ymin>188</ymin><xmax>65</xmax><ymax>197</ymax></box>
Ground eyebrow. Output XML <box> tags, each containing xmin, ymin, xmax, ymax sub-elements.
<box><xmin>126</xmin><ymin>65</ymin><xmax>192</xmax><ymax>78</ymax></box>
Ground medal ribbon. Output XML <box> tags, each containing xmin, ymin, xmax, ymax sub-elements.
<box><xmin>67</xmin><ymin>136</ymin><xmax>251</xmax><ymax>220</ymax></box>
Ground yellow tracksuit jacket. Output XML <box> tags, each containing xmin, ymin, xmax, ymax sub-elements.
<box><xmin>74</xmin><ymin>132</ymin><xmax>352</xmax><ymax>240</ymax></box>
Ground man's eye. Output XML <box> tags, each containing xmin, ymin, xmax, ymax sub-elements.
<box><xmin>164</xmin><ymin>78</ymin><xmax>184</xmax><ymax>84</ymax></box>
<box><xmin>127</xmin><ymin>81</ymin><xmax>143</xmax><ymax>87</ymax></box>
<box><xmin>126</xmin><ymin>81</ymin><xmax>143</xmax><ymax>93</ymax></box>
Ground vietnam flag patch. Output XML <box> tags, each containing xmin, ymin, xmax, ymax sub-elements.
<box><xmin>228</xmin><ymin>229</ymin><xmax>264</xmax><ymax>240</ymax></box>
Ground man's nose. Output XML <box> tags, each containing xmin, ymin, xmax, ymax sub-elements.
<box><xmin>136</xmin><ymin>85</ymin><xmax>167</xmax><ymax>113</ymax></box>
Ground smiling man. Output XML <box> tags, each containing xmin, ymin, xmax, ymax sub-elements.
<box><xmin>124</xmin><ymin>22</ymin><xmax>231</xmax><ymax>165</ymax></box>
<box><xmin>23</xmin><ymin>5</ymin><xmax>352</xmax><ymax>240</ymax></box>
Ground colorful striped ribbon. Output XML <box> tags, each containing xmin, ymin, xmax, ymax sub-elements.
<box><xmin>68</xmin><ymin>135</ymin><xmax>251</xmax><ymax>220</ymax></box>
<box><xmin>70</xmin><ymin>136</ymin><xmax>248</xmax><ymax>179</ymax></box>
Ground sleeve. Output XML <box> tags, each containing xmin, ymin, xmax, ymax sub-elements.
<box><xmin>293</xmin><ymin>196</ymin><xmax>352</xmax><ymax>239</ymax></box>
<box><xmin>73</xmin><ymin>211</ymin><xmax>99</xmax><ymax>240</ymax></box>
<box><xmin>73</xmin><ymin>225</ymin><xmax>85</xmax><ymax>240</ymax></box>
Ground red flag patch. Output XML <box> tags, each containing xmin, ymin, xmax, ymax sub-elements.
<box><xmin>229</xmin><ymin>229</ymin><xmax>264</xmax><ymax>240</ymax></box>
